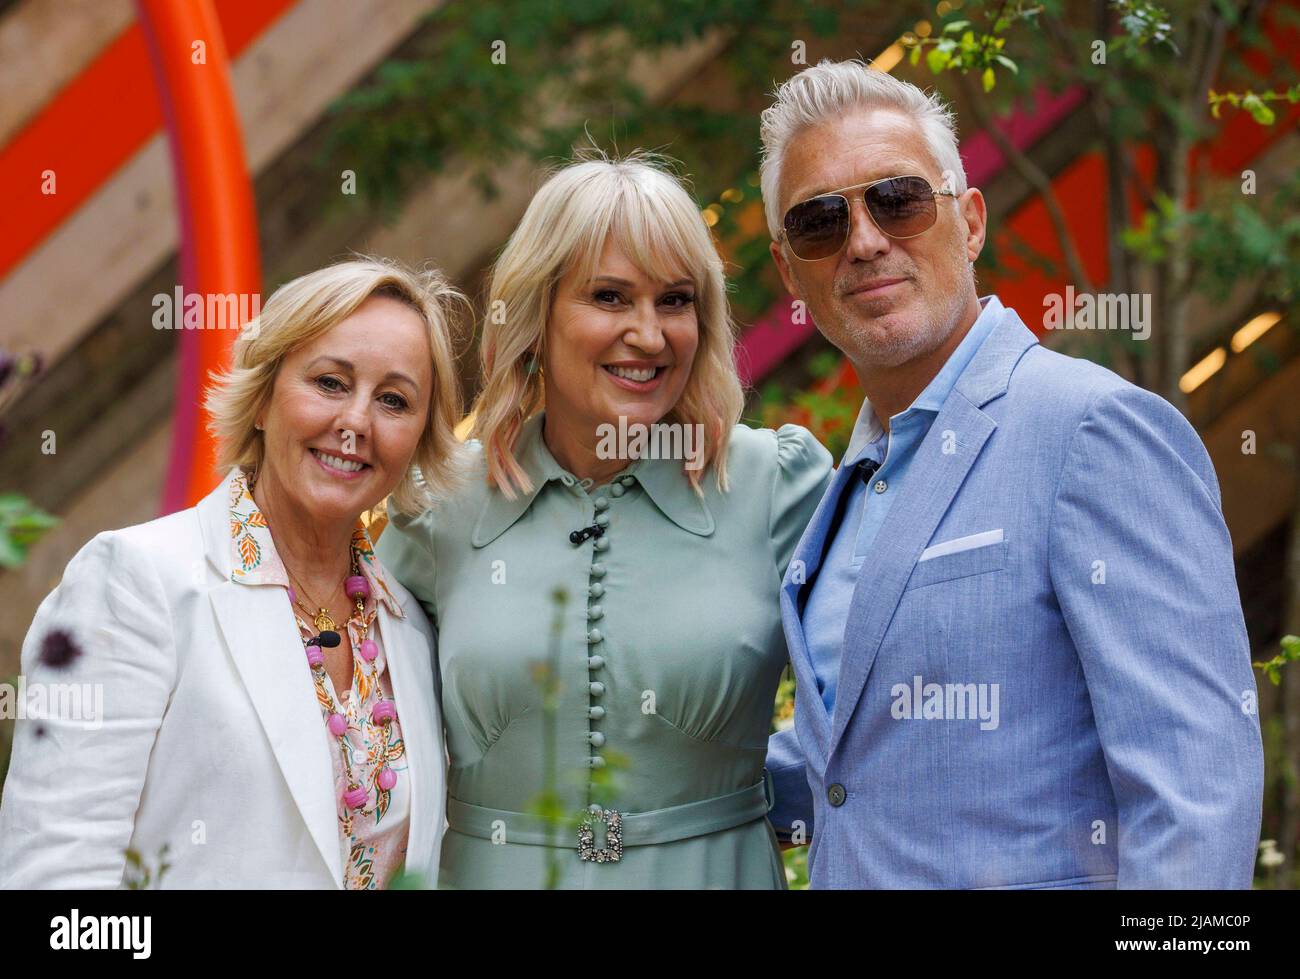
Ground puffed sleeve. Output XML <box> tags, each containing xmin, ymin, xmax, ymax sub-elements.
<box><xmin>0</xmin><ymin>531</ymin><xmax>176</xmax><ymax>888</ymax></box>
<box><xmin>768</xmin><ymin>424</ymin><xmax>833</xmax><ymax>576</ymax></box>
<box><xmin>374</xmin><ymin>502</ymin><xmax>440</xmax><ymax>629</ymax></box>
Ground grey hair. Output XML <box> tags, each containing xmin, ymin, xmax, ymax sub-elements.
<box><xmin>759</xmin><ymin>59</ymin><xmax>967</xmax><ymax>240</ymax></box>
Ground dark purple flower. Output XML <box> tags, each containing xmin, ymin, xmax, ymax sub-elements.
<box><xmin>39</xmin><ymin>628</ymin><xmax>83</xmax><ymax>670</ymax></box>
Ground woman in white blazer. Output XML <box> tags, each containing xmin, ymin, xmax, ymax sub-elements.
<box><xmin>0</xmin><ymin>257</ymin><xmax>466</xmax><ymax>889</ymax></box>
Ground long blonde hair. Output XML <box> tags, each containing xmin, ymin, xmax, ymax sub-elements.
<box><xmin>474</xmin><ymin>150</ymin><xmax>744</xmax><ymax>498</ymax></box>
<box><xmin>204</xmin><ymin>255</ymin><xmax>469</xmax><ymax>515</ymax></box>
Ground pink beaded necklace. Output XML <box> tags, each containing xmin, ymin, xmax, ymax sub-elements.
<box><xmin>292</xmin><ymin>547</ymin><xmax>400</xmax><ymax>813</ymax></box>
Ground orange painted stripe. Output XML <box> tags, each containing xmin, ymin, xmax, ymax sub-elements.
<box><xmin>0</xmin><ymin>0</ymin><xmax>297</xmax><ymax>281</ymax></box>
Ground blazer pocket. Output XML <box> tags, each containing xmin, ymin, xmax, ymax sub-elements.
<box><xmin>906</xmin><ymin>537</ymin><xmax>1007</xmax><ymax>590</ymax></box>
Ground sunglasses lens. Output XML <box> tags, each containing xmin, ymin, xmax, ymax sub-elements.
<box><xmin>865</xmin><ymin>176</ymin><xmax>937</xmax><ymax>237</ymax></box>
<box><xmin>783</xmin><ymin>195</ymin><xmax>849</xmax><ymax>260</ymax></box>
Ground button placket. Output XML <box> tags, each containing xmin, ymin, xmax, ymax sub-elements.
<box><xmin>585</xmin><ymin>491</ymin><xmax>612</xmax><ymax>782</ymax></box>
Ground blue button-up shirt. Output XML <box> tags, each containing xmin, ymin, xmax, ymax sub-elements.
<box><xmin>802</xmin><ymin>294</ymin><xmax>1004</xmax><ymax>712</ymax></box>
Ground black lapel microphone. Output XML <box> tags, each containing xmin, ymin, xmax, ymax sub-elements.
<box><xmin>307</xmin><ymin>631</ymin><xmax>341</xmax><ymax>648</ymax></box>
<box><xmin>569</xmin><ymin>524</ymin><xmax>606</xmax><ymax>545</ymax></box>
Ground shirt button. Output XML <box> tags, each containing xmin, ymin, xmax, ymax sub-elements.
<box><xmin>609</xmin><ymin>483</ymin><xmax>625</xmax><ymax>498</ymax></box>
<box><xmin>593</xmin><ymin>537</ymin><xmax>609</xmax><ymax>552</ymax></box>
<box><xmin>595</xmin><ymin>512</ymin><xmax>610</xmax><ymax>528</ymax></box>
<box><xmin>587</xmin><ymin>605</ymin><xmax>603</xmax><ymax>620</ymax></box>
<box><xmin>587</xmin><ymin>628</ymin><xmax>603</xmax><ymax>644</ymax></box>
<box><xmin>588</xmin><ymin>706</ymin><xmax>605</xmax><ymax>720</ymax></box>
<box><xmin>594</xmin><ymin>497</ymin><xmax>609</xmax><ymax>511</ymax></box>
<box><xmin>588</xmin><ymin>732</ymin><xmax>605</xmax><ymax>747</ymax></box>
<box><xmin>589</xmin><ymin>754</ymin><xmax>606</xmax><ymax>769</ymax></box>
<box><xmin>589</xmin><ymin>563</ymin><xmax>606</xmax><ymax>579</ymax></box>
<box><xmin>589</xmin><ymin>681</ymin><xmax>604</xmax><ymax>697</ymax></box>
<box><xmin>873</xmin><ymin>479</ymin><xmax>888</xmax><ymax>494</ymax></box>
<box><xmin>619</xmin><ymin>475</ymin><xmax>634</xmax><ymax>485</ymax></box>
<box><xmin>827</xmin><ymin>783</ymin><xmax>847</xmax><ymax>807</ymax></box>
<box><xmin>587</xmin><ymin>655</ymin><xmax>604</xmax><ymax>670</ymax></box>
<box><xmin>589</xmin><ymin>582</ymin><xmax>605</xmax><ymax>599</ymax></box>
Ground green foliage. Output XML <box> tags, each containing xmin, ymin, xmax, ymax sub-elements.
<box><xmin>1254</xmin><ymin>635</ymin><xmax>1300</xmax><ymax>687</ymax></box>
<box><xmin>0</xmin><ymin>494</ymin><xmax>58</xmax><ymax>569</ymax></box>
<box><xmin>123</xmin><ymin>844</ymin><xmax>171</xmax><ymax>890</ymax></box>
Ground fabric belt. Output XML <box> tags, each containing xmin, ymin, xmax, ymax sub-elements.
<box><xmin>447</xmin><ymin>774</ymin><xmax>774</xmax><ymax>848</ymax></box>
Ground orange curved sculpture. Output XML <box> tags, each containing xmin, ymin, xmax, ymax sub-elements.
<box><xmin>137</xmin><ymin>0</ymin><xmax>262</xmax><ymax>513</ymax></box>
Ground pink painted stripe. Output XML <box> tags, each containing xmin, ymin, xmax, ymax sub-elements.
<box><xmin>736</xmin><ymin>84</ymin><xmax>1086</xmax><ymax>387</ymax></box>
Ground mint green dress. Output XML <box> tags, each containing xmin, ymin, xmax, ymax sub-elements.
<box><xmin>376</xmin><ymin>413</ymin><xmax>831</xmax><ymax>889</ymax></box>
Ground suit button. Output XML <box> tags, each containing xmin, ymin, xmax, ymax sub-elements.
<box><xmin>827</xmin><ymin>783</ymin><xmax>847</xmax><ymax>807</ymax></box>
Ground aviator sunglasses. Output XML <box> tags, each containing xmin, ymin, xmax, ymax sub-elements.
<box><xmin>779</xmin><ymin>174</ymin><xmax>958</xmax><ymax>261</ymax></box>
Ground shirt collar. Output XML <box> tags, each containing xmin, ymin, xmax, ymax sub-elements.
<box><xmin>843</xmin><ymin>294</ymin><xmax>1003</xmax><ymax>464</ymax></box>
<box><xmin>472</xmin><ymin>412</ymin><xmax>714</xmax><ymax>547</ymax></box>
<box><xmin>227</xmin><ymin>468</ymin><xmax>404</xmax><ymax>618</ymax></box>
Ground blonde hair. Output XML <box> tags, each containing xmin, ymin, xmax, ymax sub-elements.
<box><xmin>205</xmin><ymin>255</ymin><xmax>468</xmax><ymax>515</ymax></box>
<box><xmin>760</xmin><ymin>58</ymin><xmax>967</xmax><ymax>239</ymax></box>
<box><xmin>473</xmin><ymin>150</ymin><xmax>744</xmax><ymax>498</ymax></box>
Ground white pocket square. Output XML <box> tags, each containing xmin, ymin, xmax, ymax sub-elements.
<box><xmin>918</xmin><ymin>528</ymin><xmax>1004</xmax><ymax>562</ymax></box>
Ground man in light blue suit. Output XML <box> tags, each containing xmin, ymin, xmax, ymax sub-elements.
<box><xmin>759</xmin><ymin>59</ymin><xmax>1263</xmax><ymax>888</ymax></box>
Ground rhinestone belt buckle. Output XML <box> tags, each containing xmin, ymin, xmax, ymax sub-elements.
<box><xmin>577</xmin><ymin>807</ymin><xmax>623</xmax><ymax>863</ymax></box>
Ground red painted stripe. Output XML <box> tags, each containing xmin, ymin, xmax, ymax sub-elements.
<box><xmin>0</xmin><ymin>0</ymin><xmax>296</xmax><ymax>282</ymax></box>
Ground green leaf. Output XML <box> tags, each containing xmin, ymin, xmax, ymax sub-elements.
<box><xmin>1242</xmin><ymin>94</ymin><xmax>1276</xmax><ymax>125</ymax></box>
<box><xmin>942</xmin><ymin>19</ymin><xmax>971</xmax><ymax>34</ymax></box>
<box><xmin>926</xmin><ymin>46</ymin><xmax>951</xmax><ymax>74</ymax></box>
<box><xmin>995</xmin><ymin>54</ymin><xmax>1018</xmax><ymax>74</ymax></box>
<box><xmin>909</xmin><ymin>43</ymin><xmax>922</xmax><ymax>67</ymax></box>
<box><xmin>982</xmin><ymin>67</ymin><xmax>996</xmax><ymax>93</ymax></box>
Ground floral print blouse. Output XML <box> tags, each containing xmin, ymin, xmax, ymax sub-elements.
<box><xmin>228</xmin><ymin>469</ymin><xmax>410</xmax><ymax>889</ymax></box>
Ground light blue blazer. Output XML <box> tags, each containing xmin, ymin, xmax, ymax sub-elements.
<box><xmin>766</xmin><ymin>302</ymin><xmax>1264</xmax><ymax>889</ymax></box>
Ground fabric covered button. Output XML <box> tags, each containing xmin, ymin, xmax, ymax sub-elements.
<box><xmin>593</xmin><ymin>537</ymin><xmax>609</xmax><ymax>552</ymax></box>
<box><xmin>590</xmin><ymin>563</ymin><xmax>606</xmax><ymax>578</ymax></box>
<box><xmin>589</xmin><ymin>582</ymin><xmax>605</xmax><ymax>598</ymax></box>
<box><xmin>594</xmin><ymin>497</ymin><xmax>609</xmax><ymax>511</ymax></box>
<box><xmin>587</xmin><ymin>655</ymin><xmax>604</xmax><ymax>669</ymax></box>
<box><xmin>589</xmin><ymin>681</ymin><xmax>604</xmax><ymax>697</ymax></box>
<box><xmin>588</xmin><ymin>755</ymin><xmax>606</xmax><ymax>769</ymax></box>
<box><xmin>587</xmin><ymin>605</ymin><xmax>603</xmax><ymax>620</ymax></box>
<box><xmin>588</xmin><ymin>732</ymin><xmax>606</xmax><ymax>747</ymax></box>
<box><xmin>609</xmin><ymin>483</ymin><xmax>625</xmax><ymax>498</ymax></box>
<box><xmin>588</xmin><ymin>706</ymin><xmax>605</xmax><ymax>720</ymax></box>
<box><xmin>587</xmin><ymin>628</ymin><xmax>603</xmax><ymax>644</ymax></box>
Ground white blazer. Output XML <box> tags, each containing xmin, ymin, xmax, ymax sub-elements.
<box><xmin>0</xmin><ymin>469</ymin><xmax>446</xmax><ymax>889</ymax></box>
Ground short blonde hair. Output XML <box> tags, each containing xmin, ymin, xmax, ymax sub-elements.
<box><xmin>474</xmin><ymin>150</ymin><xmax>744</xmax><ymax>498</ymax></box>
<box><xmin>205</xmin><ymin>256</ymin><xmax>468</xmax><ymax>515</ymax></box>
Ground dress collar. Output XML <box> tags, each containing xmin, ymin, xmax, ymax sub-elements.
<box><xmin>226</xmin><ymin>468</ymin><xmax>404</xmax><ymax>618</ymax></box>
<box><xmin>472</xmin><ymin>412</ymin><xmax>714</xmax><ymax>547</ymax></box>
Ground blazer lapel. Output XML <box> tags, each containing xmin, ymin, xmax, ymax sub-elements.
<box><xmin>378</xmin><ymin>599</ymin><xmax>440</xmax><ymax>883</ymax></box>
<box><xmin>826</xmin><ymin>309</ymin><xmax>1040</xmax><ymax>756</ymax></box>
<box><xmin>780</xmin><ymin>460</ymin><xmax>859</xmax><ymax>740</ymax></box>
<box><xmin>199</xmin><ymin>471</ymin><xmax>344</xmax><ymax>886</ymax></box>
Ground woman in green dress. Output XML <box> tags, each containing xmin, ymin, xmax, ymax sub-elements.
<box><xmin>376</xmin><ymin>152</ymin><xmax>832</xmax><ymax>888</ymax></box>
